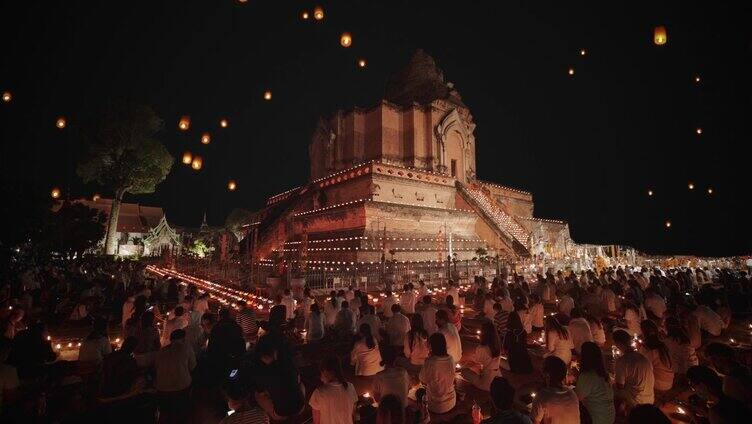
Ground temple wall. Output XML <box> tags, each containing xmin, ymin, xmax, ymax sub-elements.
<box><xmin>483</xmin><ymin>183</ymin><xmax>534</xmax><ymax>219</ymax></box>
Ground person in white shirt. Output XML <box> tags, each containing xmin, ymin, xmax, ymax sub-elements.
<box><xmin>446</xmin><ymin>282</ymin><xmax>460</xmax><ymax>308</ymax></box>
<box><xmin>623</xmin><ymin>303</ymin><xmax>642</xmax><ymax>337</ymax></box>
<box><xmin>529</xmin><ymin>295</ymin><xmax>545</xmax><ymax>331</ymax></box>
<box><xmin>643</xmin><ymin>289</ymin><xmax>666</xmax><ymax>320</ymax></box>
<box><xmin>557</xmin><ymin>295</ymin><xmax>575</xmax><ymax>317</ymax></box>
<box><xmin>436</xmin><ymin>309</ymin><xmax>462</xmax><ymax>364</ymax></box>
<box><xmin>386</xmin><ymin>305</ymin><xmax>411</xmax><ymax>347</ymax></box>
<box><xmin>280</xmin><ymin>289</ymin><xmax>296</xmax><ymax>320</ymax></box>
<box><xmin>381</xmin><ymin>290</ymin><xmax>397</xmax><ymax>318</ymax></box>
<box><xmin>417</xmin><ymin>281</ymin><xmax>429</xmax><ymax>299</ymax></box>
<box><xmin>460</xmin><ymin>321</ymin><xmax>501</xmax><ymax>391</ymax></box>
<box><xmin>663</xmin><ymin>317</ymin><xmax>698</xmax><ymax>374</ymax></box>
<box><xmin>373</xmin><ymin>349</ymin><xmax>410</xmax><ymax>409</ymax></box>
<box><xmin>545</xmin><ymin>317</ymin><xmax>574</xmax><ymax>366</ymax></box>
<box><xmin>419</xmin><ymin>333</ymin><xmax>456</xmax><ymax>414</ymax></box>
<box><xmin>419</xmin><ymin>295</ymin><xmax>438</xmax><ymax>335</ymax></box>
<box><xmin>613</xmin><ymin>329</ymin><xmax>655</xmax><ymax>409</ymax></box>
<box><xmin>324</xmin><ymin>296</ymin><xmax>340</xmax><ymax>328</ymax></box>
<box><xmin>193</xmin><ymin>293</ymin><xmax>209</xmax><ymax>316</ymax></box>
<box><xmin>345</xmin><ymin>286</ymin><xmax>355</xmax><ymax>302</ymax></box>
<box><xmin>78</xmin><ymin>319</ymin><xmax>112</xmax><ymax>367</ymax></box>
<box><xmin>154</xmin><ymin>329</ymin><xmax>196</xmax><ymax>421</ymax></box>
<box><xmin>531</xmin><ymin>356</ymin><xmax>580</xmax><ymax>424</ymax></box>
<box><xmin>399</xmin><ymin>284</ymin><xmax>416</xmax><ymax>314</ymax></box>
<box><xmin>161</xmin><ymin>306</ymin><xmax>189</xmax><ymax>346</ymax></box>
<box><xmin>600</xmin><ymin>286</ymin><xmax>617</xmax><ymax>315</ymax></box>
<box><xmin>691</xmin><ymin>304</ymin><xmax>724</xmax><ymax>336</ymax></box>
<box><xmin>310</xmin><ymin>356</ymin><xmax>358</xmax><ymax>424</ymax></box>
<box><xmin>498</xmin><ymin>289</ymin><xmax>515</xmax><ymax>313</ymax></box>
<box><xmin>350</xmin><ymin>324</ymin><xmax>384</xmax><ymax>376</ymax></box>
<box><xmin>305</xmin><ymin>304</ymin><xmax>326</xmax><ymax>342</ymax></box>
<box><xmin>300</xmin><ymin>288</ymin><xmax>315</xmax><ymax>319</ymax></box>
<box><xmin>356</xmin><ymin>304</ymin><xmax>382</xmax><ymax>342</ymax></box>
<box><xmin>403</xmin><ymin>314</ymin><xmax>430</xmax><ymax>367</ymax></box>
<box><xmin>567</xmin><ymin>309</ymin><xmax>594</xmax><ymax>354</ymax></box>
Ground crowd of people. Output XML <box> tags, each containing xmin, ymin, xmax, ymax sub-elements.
<box><xmin>0</xmin><ymin>257</ymin><xmax>751</xmax><ymax>423</ymax></box>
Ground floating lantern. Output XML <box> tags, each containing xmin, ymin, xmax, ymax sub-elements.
<box><xmin>201</xmin><ymin>132</ymin><xmax>211</xmax><ymax>145</ymax></box>
<box><xmin>220</xmin><ymin>118</ymin><xmax>228</xmax><ymax>128</ymax></box>
<box><xmin>301</xmin><ymin>11</ymin><xmax>309</xmax><ymax>20</ymax></box>
<box><xmin>92</xmin><ymin>194</ymin><xmax>101</xmax><ymax>201</ymax></box>
<box><xmin>340</xmin><ymin>32</ymin><xmax>352</xmax><ymax>48</ymax></box>
<box><xmin>568</xmin><ymin>67</ymin><xmax>575</xmax><ymax>76</ymax></box>
<box><xmin>313</xmin><ymin>6</ymin><xmax>324</xmax><ymax>20</ymax></box>
<box><xmin>358</xmin><ymin>59</ymin><xmax>367</xmax><ymax>68</ymax></box>
<box><xmin>688</xmin><ymin>182</ymin><xmax>694</xmax><ymax>190</ymax></box>
<box><xmin>55</xmin><ymin>343</ymin><xmax>62</xmax><ymax>349</ymax></box>
<box><xmin>182</xmin><ymin>151</ymin><xmax>193</xmax><ymax>165</ymax></box>
<box><xmin>648</xmin><ymin>190</ymin><xmax>654</xmax><ymax>197</ymax></box>
<box><xmin>694</xmin><ymin>75</ymin><xmax>701</xmax><ymax>83</ymax></box>
<box><xmin>580</xmin><ymin>49</ymin><xmax>587</xmax><ymax>56</ymax></box>
<box><xmin>178</xmin><ymin>116</ymin><xmax>190</xmax><ymax>131</ymax></box>
<box><xmin>654</xmin><ymin>26</ymin><xmax>667</xmax><ymax>45</ymax></box>
<box><xmin>1</xmin><ymin>91</ymin><xmax>10</xmax><ymax>102</ymax></box>
<box><xmin>665</xmin><ymin>220</ymin><xmax>672</xmax><ymax>228</ymax></box>
<box><xmin>51</xmin><ymin>187</ymin><xmax>61</xmax><ymax>199</ymax></box>
<box><xmin>228</xmin><ymin>180</ymin><xmax>237</xmax><ymax>191</ymax></box>
<box><xmin>263</xmin><ymin>90</ymin><xmax>272</xmax><ymax>100</ymax></box>
<box><xmin>696</xmin><ymin>127</ymin><xmax>703</xmax><ymax>135</ymax></box>
<box><xmin>191</xmin><ymin>156</ymin><xmax>203</xmax><ymax>170</ymax></box>
<box><xmin>56</xmin><ymin>117</ymin><xmax>67</xmax><ymax>129</ymax></box>
<box><xmin>707</xmin><ymin>187</ymin><xmax>713</xmax><ymax>195</ymax></box>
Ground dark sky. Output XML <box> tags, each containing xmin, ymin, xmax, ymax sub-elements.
<box><xmin>1</xmin><ymin>1</ymin><xmax>750</xmax><ymax>256</ymax></box>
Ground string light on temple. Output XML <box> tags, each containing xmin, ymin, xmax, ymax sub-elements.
<box><xmin>178</xmin><ymin>116</ymin><xmax>190</xmax><ymax>131</ymax></box>
<box><xmin>201</xmin><ymin>132</ymin><xmax>211</xmax><ymax>145</ymax></box>
<box><xmin>55</xmin><ymin>117</ymin><xmax>67</xmax><ymax>129</ymax></box>
<box><xmin>263</xmin><ymin>91</ymin><xmax>272</xmax><ymax>101</ymax></box>
<box><xmin>182</xmin><ymin>151</ymin><xmax>193</xmax><ymax>165</ymax></box>
<box><xmin>653</xmin><ymin>26</ymin><xmax>667</xmax><ymax>45</ymax></box>
<box><xmin>1</xmin><ymin>91</ymin><xmax>10</xmax><ymax>102</ymax></box>
<box><xmin>313</xmin><ymin>6</ymin><xmax>324</xmax><ymax>20</ymax></box>
<box><xmin>340</xmin><ymin>32</ymin><xmax>352</xmax><ymax>48</ymax></box>
<box><xmin>51</xmin><ymin>187</ymin><xmax>61</xmax><ymax>199</ymax></box>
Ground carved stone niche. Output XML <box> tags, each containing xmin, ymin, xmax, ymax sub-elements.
<box><xmin>392</xmin><ymin>188</ymin><xmax>403</xmax><ymax>199</ymax></box>
<box><xmin>415</xmin><ymin>192</ymin><xmax>425</xmax><ymax>202</ymax></box>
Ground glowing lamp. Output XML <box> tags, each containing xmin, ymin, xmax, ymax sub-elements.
<box><xmin>358</xmin><ymin>59</ymin><xmax>367</xmax><ymax>68</ymax></box>
<box><xmin>182</xmin><ymin>151</ymin><xmax>193</xmax><ymax>165</ymax></box>
<box><xmin>696</xmin><ymin>127</ymin><xmax>703</xmax><ymax>135</ymax></box>
<box><xmin>688</xmin><ymin>182</ymin><xmax>694</xmax><ymax>190</ymax></box>
<box><xmin>263</xmin><ymin>91</ymin><xmax>272</xmax><ymax>100</ymax></box>
<box><xmin>313</xmin><ymin>6</ymin><xmax>324</xmax><ymax>20</ymax></box>
<box><xmin>340</xmin><ymin>32</ymin><xmax>352</xmax><ymax>48</ymax></box>
<box><xmin>220</xmin><ymin>118</ymin><xmax>228</xmax><ymax>128</ymax></box>
<box><xmin>648</xmin><ymin>190</ymin><xmax>653</xmax><ymax>196</ymax></box>
<box><xmin>178</xmin><ymin>116</ymin><xmax>190</xmax><ymax>131</ymax></box>
<box><xmin>55</xmin><ymin>343</ymin><xmax>62</xmax><ymax>349</ymax></box>
<box><xmin>694</xmin><ymin>75</ymin><xmax>701</xmax><ymax>83</ymax></box>
<box><xmin>228</xmin><ymin>180</ymin><xmax>237</xmax><ymax>191</ymax></box>
<box><xmin>2</xmin><ymin>91</ymin><xmax>10</xmax><ymax>102</ymax></box>
<box><xmin>301</xmin><ymin>11</ymin><xmax>309</xmax><ymax>20</ymax></box>
<box><xmin>707</xmin><ymin>187</ymin><xmax>713</xmax><ymax>195</ymax></box>
<box><xmin>654</xmin><ymin>26</ymin><xmax>667</xmax><ymax>45</ymax></box>
<box><xmin>201</xmin><ymin>133</ymin><xmax>211</xmax><ymax>145</ymax></box>
<box><xmin>568</xmin><ymin>67</ymin><xmax>575</xmax><ymax>76</ymax></box>
<box><xmin>51</xmin><ymin>187</ymin><xmax>61</xmax><ymax>199</ymax></box>
<box><xmin>93</xmin><ymin>194</ymin><xmax>101</xmax><ymax>201</ymax></box>
<box><xmin>191</xmin><ymin>156</ymin><xmax>203</xmax><ymax>170</ymax></box>
<box><xmin>665</xmin><ymin>220</ymin><xmax>672</xmax><ymax>228</ymax></box>
<box><xmin>580</xmin><ymin>49</ymin><xmax>586</xmax><ymax>56</ymax></box>
<box><xmin>55</xmin><ymin>117</ymin><xmax>67</xmax><ymax>129</ymax></box>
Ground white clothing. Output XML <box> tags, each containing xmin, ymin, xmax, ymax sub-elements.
<box><xmin>615</xmin><ymin>350</ymin><xmax>655</xmax><ymax>406</ymax></box>
<box><xmin>530</xmin><ymin>303</ymin><xmax>545</xmax><ymax>328</ymax></box>
<box><xmin>530</xmin><ymin>386</ymin><xmax>580</xmax><ymax>424</ymax></box>
<box><xmin>547</xmin><ymin>329</ymin><xmax>574</xmax><ymax>366</ymax></box>
<box><xmin>664</xmin><ymin>338</ymin><xmax>698</xmax><ymax>374</ymax></box>
<box><xmin>464</xmin><ymin>345</ymin><xmax>500</xmax><ymax>391</ymax></box>
<box><xmin>400</xmin><ymin>292</ymin><xmax>416</xmax><ymax>314</ymax></box>
<box><xmin>305</xmin><ymin>312</ymin><xmax>326</xmax><ymax>341</ymax></box>
<box><xmin>161</xmin><ymin>315</ymin><xmax>189</xmax><ymax>346</ymax></box>
<box><xmin>419</xmin><ymin>355</ymin><xmax>456</xmax><ymax>414</ymax></box>
<box><xmin>558</xmin><ymin>296</ymin><xmax>575</xmax><ymax>316</ymax></box>
<box><xmin>386</xmin><ymin>313</ymin><xmax>411</xmax><ymax>346</ymax></box>
<box><xmin>374</xmin><ymin>367</ymin><xmax>410</xmax><ymax>408</ymax></box>
<box><xmin>483</xmin><ymin>298</ymin><xmax>496</xmax><ymax>318</ymax></box>
<box><xmin>281</xmin><ymin>296</ymin><xmax>296</xmax><ymax>320</ymax></box>
<box><xmin>693</xmin><ymin>305</ymin><xmax>724</xmax><ymax>336</ymax></box>
<box><xmin>403</xmin><ymin>332</ymin><xmax>430</xmax><ymax>366</ymax></box>
<box><xmin>356</xmin><ymin>314</ymin><xmax>382</xmax><ymax>342</ymax></box>
<box><xmin>568</xmin><ymin>318</ymin><xmax>594</xmax><ymax>354</ymax></box>
<box><xmin>308</xmin><ymin>381</ymin><xmax>358</xmax><ymax>424</ymax></box>
<box><xmin>499</xmin><ymin>296</ymin><xmax>514</xmax><ymax>313</ymax></box>
<box><xmin>419</xmin><ymin>305</ymin><xmax>438</xmax><ymax>335</ymax></box>
<box><xmin>381</xmin><ymin>296</ymin><xmax>397</xmax><ymax>318</ymax></box>
<box><xmin>644</xmin><ymin>295</ymin><xmax>667</xmax><ymax>319</ymax></box>
<box><xmin>446</xmin><ymin>287</ymin><xmax>460</xmax><ymax>305</ymax></box>
<box><xmin>350</xmin><ymin>340</ymin><xmax>384</xmax><ymax>376</ymax></box>
<box><xmin>439</xmin><ymin>324</ymin><xmax>463</xmax><ymax>364</ymax></box>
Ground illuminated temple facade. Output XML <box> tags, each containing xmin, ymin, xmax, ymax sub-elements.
<box><xmin>246</xmin><ymin>51</ymin><xmax>579</xmax><ymax>271</ymax></box>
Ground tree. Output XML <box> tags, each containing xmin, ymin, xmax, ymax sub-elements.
<box><xmin>77</xmin><ymin>101</ymin><xmax>173</xmax><ymax>255</ymax></box>
<box><xmin>40</xmin><ymin>202</ymin><xmax>106</xmax><ymax>259</ymax></box>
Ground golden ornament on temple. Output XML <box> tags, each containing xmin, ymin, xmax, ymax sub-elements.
<box><xmin>654</xmin><ymin>26</ymin><xmax>667</xmax><ymax>45</ymax></box>
<box><xmin>220</xmin><ymin>118</ymin><xmax>228</xmax><ymax>128</ymax></box>
<box><xmin>182</xmin><ymin>151</ymin><xmax>193</xmax><ymax>165</ymax></box>
<box><xmin>302</xmin><ymin>11</ymin><xmax>310</xmax><ymax>20</ymax></box>
<box><xmin>264</xmin><ymin>91</ymin><xmax>272</xmax><ymax>100</ymax></box>
<box><xmin>228</xmin><ymin>180</ymin><xmax>237</xmax><ymax>191</ymax></box>
<box><xmin>201</xmin><ymin>132</ymin><xmax>211</xmax><ymax>145</ymax></box>
<box><xmin>313</xmin><ymin>6</ymin><xmax>324</xmax><ymax>20</ymax></box>
<box><xmin>55</xmin><ymin>117</ymin><xmax>67</xmax><ymax>129</ymax></box>
<box><xmin>93</xmin><ymin>194</ymin><xmax>101</xmax><ymax>201</ymax></box>
<box><xmin>1</xmin><ymin>91</ymin><xmax>11</xmax><ymax>102</ymax></box>
<box><xmin>340</xmin><ymin>32</ymin><xmax>352</xmax><ymax>48</ymax></box>
<box><xmin>191</xmin><ymin>156</ymin><xmax>203</xmax><ymax>170</ymax></box>
<box><xmin>178</xmin><ymin>116</ymin><xmax>190</xmax><ymax>131</ymax></box>
<box><xmin>358</xmin><ymin>59</ymin><xmax>367</xmax><ymax>68</ymax></box>
<box><xmin>51</xmin><ymin>187</ymin><xmax>61</xmax><ymax>199</ymax></box>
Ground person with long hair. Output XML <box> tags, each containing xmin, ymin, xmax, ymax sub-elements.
<box><xmin>639</xmin><ymin>320</ymin><xmax>674</xmax><ymax>392</ymax></box>
<box><xmin>419</xmin><ymin>333</ymin><xmax>456</xmax><ymax>414</ymax></box>
<box><xmin>403</xmin><ymin>313</ymin><xmax>429</xmax><ymax>367</ymax></box>
<box><xmin>502</xmin><ymin>311</ymin><xmax>533</xmax><ymax>374</ymax></box>
<box><xmin>351</xmin><ymin>323</ymin><xmax>384</xmax><ymax>376</ymax></box>
<box><xmin>443</xmin><ymin>295</ymin><xmax>462</xmax><ymax>331</ymax></box>
<box><xmin>575</xmin><ymin>342</ymin><xmax>615</xmax><ymax>424</ymax></box>
<box><xmin>436</xmin><ymin>309</ymin><xmax>462</xmax><ymax>364</ymax></box>
<box><xmin>309</xmin><ymin>356</ymin><xmax>358</xmax><ymax>424</ymax></box>
<box><xmin>663</xmin><ymin>316</ymin><xmax>698</xmax><ymax>375</ymax></box>
<box><xmin>545</xmin><ymin>316</ymin><xmax>574</xmax><ymax>366</ymax></box>
<box><xmin>531</xmin><ymin>356</ymin><xmax>580</xmax><ymax>424</ymax></box>
<box><xmin>460</xmin><ymin>321</ymin><xmax>501</xmax><ymax>391</ymax></box>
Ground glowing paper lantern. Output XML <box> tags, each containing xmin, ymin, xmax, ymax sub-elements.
<box><xmin>648</xmin><ymin>190</ymin><xmax>653</xmax><ymax>197</ymax></box>
<box><xmin>263</xmin><ymin>91</ymin><xmax>272</xmax><ymax>100</ymax></box>
<box><xmin>707</xmin><ymin>187</ymin><xmax>714</xmax><ymax>195</ymax></box>
<box><xmin>51</xmin><ymin>187</ymin><xmax>61</xmax><ymax>199</ymax></box>
<box><xmin>220</xmin><ymin>118</ymin><xmax>228</xmax><ymax>128</ymax></box>
<box><xmin>178</xmin><ymin>116</ymin><xmax>190</xmax><ymax>131</ymax></box>
<box><xmin>580</xmin><ymin>49</ymin><xmax>587</xmax><ymax>56</ymax></box>
<box><xmin>340</xmin><ymin>32</ymin><xmax>352</xmax><ymax>48</ymax></box>
<box><xmin>93</xmin><ymin>194</ymin><xmax>101</xmax><ymax>201</ymax></box>
<box><xmin>654</xmin><ymin>26</ymin><xmax>667</xmax><ymax>45</ymax></box>
<box><xmin>313</xmin><ymin>6</ymin><xmax>324</xmax><ymax>20</ymax></box>
<box><xmin>55</xmin><ymin>117</ymin><xmax>67</xmax><ymax>129</ymax></box>
<box><xmin>1</xmin><ymin>91</ymin><xmax>10</xmax><ymax>102</ymax></box>
<box><xmin>665</xmin><ymin>220</ymin><xmax>672</xmax><ymax>228</ymax></box>
<box><xmin>182</xmin><ymin>151</ymin><xmax>193</xmax><ymax>165</ymax></box>
<box><xmin>688</xmin><ymin>182</ymin><xmax>694</xmax><ymax>190</ymax></box>
<box><xmin>201</xmin><ymin>133</ymin><xmax>211</xmax><ymax>145</ymax></box>
<box><xmin>228</xmin><ymin>180</ymin><xmax>237</xmax><ymax>191</ymax></box>
<box><xmin>695</xmin><ymin>127</ymin><xmax>703</xmax><ymax>135</ymax></box>
<box><xmin>568</xmin><ymin>68</ymin><xmax>575</xmax><ymax>76</ymax></box>
<box><xmin>694</xmin><ymin>75</ymin><xmax>701</xmax><ymax>83</ymax></box>
<box><xmin>191</xmin><ymin>156</ymin><xmax>203</xmax><ymax>170</ymax></box>
<box><xmin>301</xmin><ymin>11</ymin><xmax>309</xmax><ymax>20</ymax></box>
<box><xmin>358</xmin><ymin>59</ymin><xmax>367</xmax><ymax>68</ymax></box>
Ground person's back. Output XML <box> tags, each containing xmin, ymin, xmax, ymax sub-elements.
<box><xmin>309</xmin><ymin>380</ymin><xmax>357</xmax><ymax>424</ymax></box>
<box><xmin>531</xmin><ymin>386</ymin><xmax>580</xmax><ymax>424</ymax></box>
<box><xmin>209</xmin><ymin>315</ymin><xmax>245</xmax><ymax>361</ymax></box>
<box><xmin>78</xmin><ymin>335</ymin><xmax>112</xmax><ymax>365</ymax></box>
<box><xmin>420</xmin><ymin>302</ymin><xmax>438</xmax><ymax>335</ymax></box>
<box><xmin>386</xmin><ymin>312</ymin><xmax>410</xmax><ymax>346</ymax></box>
<box><xmin>374</xmin><ymin>366</ymin><xmax>410</xmax><ymax>408</ymax></box>
<box><xmin>575</xmin><ymin>370</ymin><xmax>615</xmax><ymax>424</ymax></box>
<box><xmin>419</xmin><ymin>354</ymin><xmax>456</xmax><ymax>414</ymax></box>
<box><xmin>567</xmin><ymin>317</ymin><xmax>593</xmax><ymax>354</ymax></box>
<box><xmin>615</xmin><ymin>350</ymin><xmax>655</xmax><ymax>405</ymax></box>
<box><xmin>400</xmin><ymin>290</ymin><xmax>416</xmax><ymax>314</ymax></box>
<box><xmin>101</xmin><ymin>343</ymin><xmax>139</xmax><ymax>398</ymax></box>
<box><xmin>155</xmin><ymin>337</ymin><xmax>196</xmax><ymax>392</ymax></box>
<box><xmin>351</xmin><ymin>338</ymin><xmax>384</xmax><ymax>376</ymax></box>
<box><xmin>404</xmin><ymin>331</ymin><xmax>429</xmax><ymax>366</ymax></box>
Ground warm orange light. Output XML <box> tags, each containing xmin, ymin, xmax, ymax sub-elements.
<box><xmin>301</xmin><ymin>11</ymin><xmax>309</xmax><ymax>20</ymax></box>
<box><xmin>182</xmin><ymin>151</ymin><xmax>193</xmax><ymax>165</ymax></box>
<box><xmin>707</xmin><ymin>187</ymin><xmax>713</xmax><ymax>195</ymax></box>
<box><xmin>55</xmin><ymin>117</ymin><xmax>67</xmax><ymax>129</ymax></box>
<box><xmin>178</xmin><ymin>116</ymin><xmax>190</xmax><ymax>131</ymax></box>
<box><xmin>313</xmin><ymin>6</ymin><xmax>324</xmax><ymax>20</ymax></box>
<box><xmin>648</xmin><ymin>190</ymin><xmax>654</xmax><ymax>197</ymax></box>
<box><xmin>654</xmin><ymin>26</ymin><xmax>667</xmax><ymax>45</ymax></box>
<box><xmin>1</xmin><ymin>91</ymin><xmax>10</xmax><ymax>102</ymax></box>
<box><xmin>51</xmin><ymin>187</ymin><xmax>61</xmax><ymax>199</ymax></box>
<box><xmin>263</xmin><ymin>91</ymin><xmax>272</xmax><ymax>100</ymax></box>
<box><xmin>580</xmin><ymin>49</ymin><xmax>587</xmax><ymax>56</ymax></box>
<box><xmin>665</xmin><ymin>220</ymin><xmax>672</xmax><ymax>228</ymax></box>
<box><xmin>191</xmin><ymin>156</ymin><xmax>203</xmax><ymax>170</ymax></box>
<box><xmin>92</xmin><ymin>194</ymin><xmax>101</xmax><ymax>201</ymax></box>
<box><xmin>568</xmin><ymin>67</ymin><xmax>575</xmax><ymax>76</ymax></box>
<box><xmin>340</xmin><ymin>32</ymin><xmax>352</xmax><ymax>48</ymax></box>
<box><xmin>695</xmin><ymin>127</ymin><xmax>703</xmax><ymax>135</ymax></box>
<box><xmin>228</xmin><ymin>180</ymin><xmax>237</xmax><ymax>191</ymax></box>
<box><xmin>201</xmin><ymin>133</ymin><xmax>211</xmax><ymax>145</ymax></box>
<box><xmin>220</xmin><ymin>118</ymin><xmax>228</xmax><ymax>128</ymax></box>
<box><xmin>358</xmin><ymin>59</ymin><xmax>367</xmax><ymax>68</ymax></box>
<box><xmin>694</xmin><ymin>75</ymin><xmax>701</xmax><ymax>83</ymax></box>
<box><xmin>688</xmin><ymin>182</ymin><xmax>695</xmax><ymax>190</ymax></box>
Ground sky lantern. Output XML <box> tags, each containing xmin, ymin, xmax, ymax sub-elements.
<box><xmin>568</xmin><ymin>67</ymin><xmax>575</xmax><ymax>76</ymax></box>
<box><xmin>191</xmin><ymin>156</ymin><xmax>203</xmax><ymax>170</ymax></box>
<box><xmin>263</xmin><ymin>90</ymin><xmax>272</xmax><ymax>100</ymax></box>
<box><xmin>228</xmin><ymin>180</ymin><xmax>237</xmax><ymax>191</ymax></box>
<box><xmin>694</xmin><ymin>75</ymin><xmax>701</xmax><ymax>83</ymax></box>
<box><xmin>654</xmin><ymin>26</ymin><xmax>667</xmax><ymax>45</ymax></box>
<box><xmin>358</xmin><ymin>59</ymin><xmax>367</xmax><ymax>68</ymax></box>
<box><xmin>665</xmin><ymin>220</ymin><xmax>672</xmax><ymax>229</ymax></box>
<box><xmin>51</xmin><ymin>187</ymin><xmax>61</xmax><ymax>199</ymax></box>
<box><xmin>93</xmin><ymin>193</ymin><xmax>101</xmax><ymax>201</ymax></box>
<box><xmin>178</xmin><ymin>116</ymin><xmax>190</xmax><ymax>131</ymax></box>
<box><xmin>55</xmin><ymin>117</ymin><xmax>66</xmax><ymax>129</ymax></box>
<box><xmin>201</xmin><ymin>132</ymin><xmax>211</xmax><ymax>145</ymax></box>
<box><xmin>688</xmin><ymin>182</ymin><xmax>695</xmax><ymax>190</ymax></box>
<box><xmin>580</xmin><ymin>49</ymin><xmax>587</xmax><ymax>56</ymax></box>
<box><xmin>340</xmin><ymin>32</ymin><xmax>352</xmax><ymax>48</ymax></box>
<box><xmin>1</xmin><ymin>91</ymin><xmax>10</xmax><ymax>102</ymax></box>
<box><xmin>182</xmin><ymin>151</ymin><xmax>193</xmax><ymax>165</ymax></box>
<box><xmin>695</xmin><ymin>127</ymin><xmax>703</xmax><ymax>135</ymax></box>
<box><xmin>313</xmin><ymin>6</ymin><xmax>324</xmax><ymax>20</ymax></box>
<box><xmin>707</xmin><ymin>187</ymin><xmax>714</xmax><ymax>195</ymax></box>
<box><xmin>648</xmin><ymin>189</ymin><xmax>654</xmax><ymax>197</ymax></box>
<box><xmin>301</xmin><ymin>11</ymin><xmax>310</xmax><ymax>20</ymax></box>
<box><xmin>220</xmin><ymin>118</ymin><xmax>228</xmax><ymax>128</ymax></box>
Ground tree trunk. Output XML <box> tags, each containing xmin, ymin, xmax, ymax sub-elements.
<box><xmin>104</xmin><ymin>190</ymin><xmax>124</xmax><ymax>255</ymax></box>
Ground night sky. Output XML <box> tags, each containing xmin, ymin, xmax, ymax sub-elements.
<box><xmin>1</xmin><ymin>1</ymin><xmax>750</xmax><ymax>257</ymax></box>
